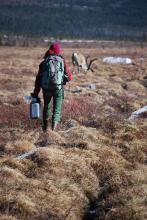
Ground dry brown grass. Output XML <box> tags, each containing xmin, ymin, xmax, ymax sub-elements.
<box><xmin>0</xmin><ymin>44</ymin><xmax>147</xmax><ymax>220</ymax></box>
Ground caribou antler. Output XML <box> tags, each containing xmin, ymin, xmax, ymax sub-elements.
<box><xmin>88</xmin><ymin>58</ymin><xmax>98</xmax><ymax>72</ymax></box>
<box><xmin>86</xmin><ymin>55</ymin><xmax>98</xmax><ymax>72</ymax></box>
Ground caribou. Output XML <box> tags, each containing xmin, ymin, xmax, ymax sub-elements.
<box><xmin>72</xmin><ymin>52</ymin><xmax>97</xmax><ymax>74</ymax></box>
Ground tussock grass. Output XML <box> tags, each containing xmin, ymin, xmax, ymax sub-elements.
<box><xmin>0</xmin><ymin>194</ymin><xmax>38</xmax><ymax>219</ymax></box>
<box><xmin>5</xmin><ymin>141</ymin><xmax>35</xmax><ymax>155</ymax></box>
<box><xmin>0</xmin><ymin>215</ymin><xmax>19</xmax><ymax>220</ymax></box>
<box><xmin>0</xmin><ymin>166</ymin><xmax>25</xmax><ymax>183</ymax></box>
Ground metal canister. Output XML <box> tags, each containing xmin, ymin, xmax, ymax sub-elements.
<box><xmin>30</xmin><ymin>98</ymin><xmax>40</xmax><ymax>119</ymax></box>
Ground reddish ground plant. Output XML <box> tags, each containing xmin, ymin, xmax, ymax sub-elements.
<box><xmin>0</xmin><ymin>98</ymin><xmax>41</xmax><ymax>131</ymax></box>
<box><xmin>62</xmin><ymin>96</ymin><xmax>100</xmax><ymax>124</ymax></box>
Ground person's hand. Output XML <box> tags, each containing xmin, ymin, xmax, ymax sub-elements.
<box><xmin>31</xmin><ymin>93</ymin><xmax>38</xmax><ymax>98</ymax></box>
<box><xmin>31</xmin><ymin>93</ymin><xmax>41</xmax><ymax>103</ymax></box>
<box><xmin>36</xmin><ymin>97</ymin><xmax>41</xmax><ymax>104</ymax></box>
<box><xmin>63</xmin><ymin>75</ymin><xmax>68</xmax><ymax>85</ymax></box>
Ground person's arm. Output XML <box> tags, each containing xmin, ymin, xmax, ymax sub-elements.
<box><xmin>63</xmin><ymin>60</ymin><xmax>72</xmax><ymax>84</ymax></box>
<box><xmin>31</xmin><ymin>64</ymin><xmax>42</xmax><ymax>98</ymax></box>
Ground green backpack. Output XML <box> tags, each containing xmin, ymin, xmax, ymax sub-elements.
<box><xmin>41</xmin><ymin>55</ymin><xmax>64</xmax><ymax>90</ymax></box>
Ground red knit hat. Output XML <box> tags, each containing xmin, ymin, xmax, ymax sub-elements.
<box><xmin>49</xmin><ymin>42</ymin><xmax>61</xmax><ymax>55</ymax></box>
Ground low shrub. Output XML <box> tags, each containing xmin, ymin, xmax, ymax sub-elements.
<box><xmin>62</xmin><ymin>96</ymin><xmax>100</xmax><ymax>125</ymax></box>
<box><xmin>0</xmin><ymin>98</ymin><xmax>41</xmax><ymax>131</ymax></box>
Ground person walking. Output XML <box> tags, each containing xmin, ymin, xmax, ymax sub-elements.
<box><xmin>31</xmin><ymin>42</ymin><xmax>72</xmax><ymax>131</ymax></box>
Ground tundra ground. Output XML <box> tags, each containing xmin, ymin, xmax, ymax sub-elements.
<box><xmin>0</xmin><ymin>44</ymin><xmax>147</xmax><ymax>220</ymax></box>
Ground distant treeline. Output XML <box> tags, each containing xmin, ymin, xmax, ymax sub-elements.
<box><xmin>0</xmin><ymin>0</ymin><xmax>147</xmax><ymax>41</ymax></box>
<box><xmin>0</xmin><ymin>35</ymin><xmax>147</xmax><ymax>48</ymax></box>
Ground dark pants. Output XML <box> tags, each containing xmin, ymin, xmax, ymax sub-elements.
<box><xmin>43</xmin><ymin>89</ymin><xmax>64</xmax><ymax>124</ymax></box>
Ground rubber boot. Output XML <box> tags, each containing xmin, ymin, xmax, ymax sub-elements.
<box><xmin>42</xmin><ymin>119</ymin><xmax>48</xmax><ymax>132</ymax></box>
<box><xmin>52</xmin><ymin>121</ymin><xmax>58</xmax><ymax>131</ymax></box>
